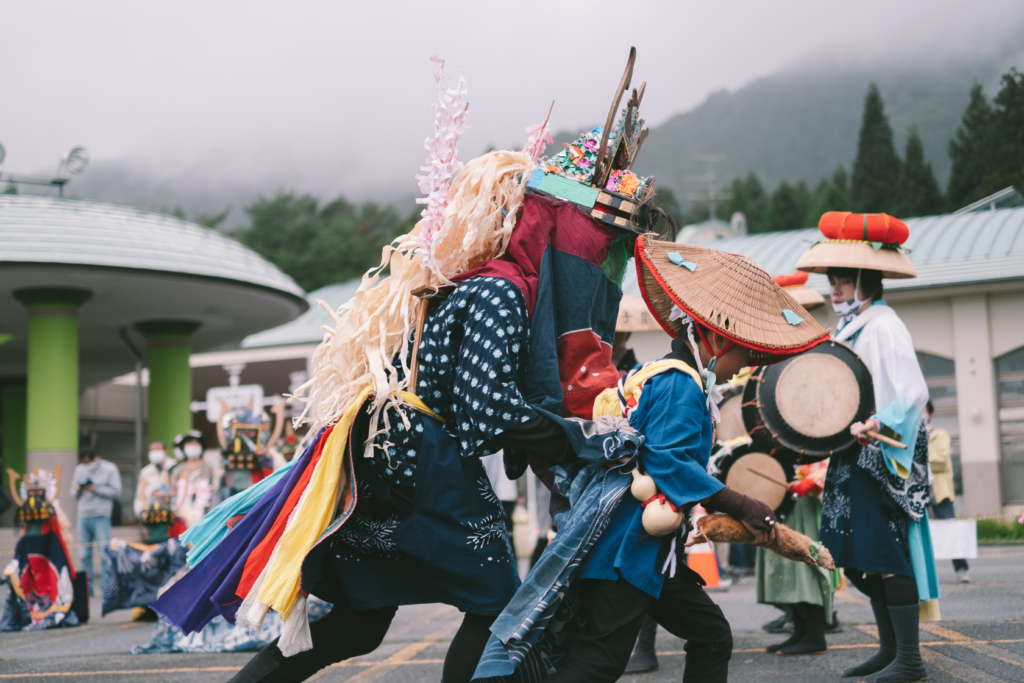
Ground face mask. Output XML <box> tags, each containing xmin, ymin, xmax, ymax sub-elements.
<box><xmin>149</xmin><ymin>449</ymin><xmax>166</xmax><ymax>465</ymax></box>
<box><xmin>832</xmin><ymin>270</ymin><xmax>869</xmax><ymax>332</ymax></box>
<box><xmin>184</xmin><ymin>444</ymin><xmax>203</xmax><ymax>460</ymax></box>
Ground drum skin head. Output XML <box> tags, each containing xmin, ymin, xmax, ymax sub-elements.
<box><xmin>717</xmin><ymin>392</ymin><xmax>747</xmax><ymax>442</ymax></box>
<box><xmin>726</xmin><ymin>452</ymin><xmax>789</xmax><ymax>511</ymax></box>
<box><xmin>740</xmin><ymin>368</ymin><xmax>800</xmax><ymax>462</ymax></box>
<box><xmin>711</xmin><ymin>440</ymin><xmax>796</xmax><ymax>519</ymax></box>
<box><xmin>757</xmin><ymin>341</ymin><xmax>874</xmax><ymax>460</ymax></box>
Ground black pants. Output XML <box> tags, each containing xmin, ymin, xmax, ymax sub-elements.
<box><xmin>228</xmin><ymin>602</ymin><xmax>494</xmax><ymax>683</ymax></box>
<box><xmin>931</xmin><ymin>499</ymin><xmax>968</xmax><ymax>572</ymax></box>
<box><xmin>545</xmin><ymin>568</ymin><xmax>732</xmax><ymax>683</ymax></box>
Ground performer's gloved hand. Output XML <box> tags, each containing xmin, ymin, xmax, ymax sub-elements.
<box><xmin>703</xmin><ymin>487</ymin><xmax>778</xmax><ymax>547</ymax></box>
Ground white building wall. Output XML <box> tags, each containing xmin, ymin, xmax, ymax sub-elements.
<box><xmin>949</xmin><ymin>296</ymin><xmax>1003</xmax><ymax>517</ymax></box>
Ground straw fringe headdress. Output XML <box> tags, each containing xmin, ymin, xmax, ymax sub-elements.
<box><xmin>295</xmin><ymin>150</ymin><xmax>534</xmax><ymax>453</ymax></box>
<box><xmin>635</xmin><ymin>236</ymin><xmax>829</xmax><ymax>365</ymax></box>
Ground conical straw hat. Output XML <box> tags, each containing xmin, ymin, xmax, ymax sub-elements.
<box><xmin>617</xmin><ymin>295</ymin><xmax>663</xmax><ymax>332</ymax></box>
<box><xmin>772</xmin><ymin>272</ymin><xmax>825</xmax><ymax>310</ymax></box>
<box><xmin>635</xmin><ymin>236</ymin><xmax>829</xmax><ymax>365</ymax></box>
<box><xmin>784</xmin><ymin>285</ymin><xmax>826</xmax><ymax>310</ymax></box>
<box><xmin>796</xmin><ymin>212</ymin><xmax>916</xmax><ymax>279</ymax></box>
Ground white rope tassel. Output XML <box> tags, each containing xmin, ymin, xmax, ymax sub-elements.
<box><xmin>668</xmin><ymin>305</ymin><xmax>724</xmax><ymax>423</ymax></box>
<box><xmin>660</xmin><ymin>535</ymin><xmax>678</xmax><ymax>578</ymax></box>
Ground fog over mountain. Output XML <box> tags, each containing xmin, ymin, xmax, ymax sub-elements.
<box><xmin>5</xmin><ymin>2</ymin><xmax>1022</xmax><ymax>226</ymax></box>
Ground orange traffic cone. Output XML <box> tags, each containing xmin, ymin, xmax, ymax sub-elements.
<box><xmin>685</xmin><ymin>505</ymin><xmax>721</xmax><ymax>588</ymax></box>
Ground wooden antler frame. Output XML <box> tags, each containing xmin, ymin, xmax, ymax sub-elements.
<box><xmin>593</xmin><ymin>47</ymin><xmax>635</xmax><ymax>183</ymax></box>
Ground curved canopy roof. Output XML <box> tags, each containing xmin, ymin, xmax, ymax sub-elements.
<box><xmin>242</xmin><ymin>279</ymin><xmax>362</xmax><ymax>348</ymax></box>
<box><xmin>0</xmin><ymin>196</ymin><xmax>303</xmax><ymax>295</ymax></box>
<box><xmin>0</xmin><ymin>196</ymin><xmax>307</xmax><ymax>385</ymax></box>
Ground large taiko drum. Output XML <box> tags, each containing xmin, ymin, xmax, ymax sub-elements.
<box><xmin>751</xmin><ymin>341</ymin><xmax>874</xmax><ymax>462</ymax></box>
<box><xmin>740</xmin><ymin>368</ymin><xmax>800</xmax><ymax>463</ymax></box>
<box><xmin>710</xmin><ymin>438</ymin><xmax>796</xmax><ymax>520</ymax></box>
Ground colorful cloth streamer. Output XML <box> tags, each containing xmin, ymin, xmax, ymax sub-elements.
<box><xmin>182</xmin><ymin>457</ymin><xmax>297</xmax><ymax>567</ymax></box>
<box><xmin>153</xmin><ymin>430</ymin><xmax>324</xmax><ymax>634</ymax></box>
<box><xmin>254</xmin><ymin>387</ymin><xmax>371</xmax><ymax>621</ymax></box>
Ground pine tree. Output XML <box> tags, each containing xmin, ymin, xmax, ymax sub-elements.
<box><xmin>947</xmin><ymin>83</ymin><xmax>994</xmax><ymax>208</ymax></box>
<box><xmin>893</xmin><ymin>126</ymin><xmax>944</xmax><ymax>217</ymax></box>
<box><xmin>989</xmin><ymin>69</ymin><xmax>1024</xmax><ymax>196</ymax></box>
<box><xmin>721</xmin><ymin>172</ymin><xmax>769</xmax><ymax>232</ymax></box>
<box><xmin>947</xmin><ymin>70</ymin><xmax>1024</xmax><ymax>209</ymax></box>
<box><xmin>849</xmin><ymin>84</ymin><xmax>901</xmax><ymax>213</ymax></box>
<box><xmin>833</xmin><ymin>165</ymin><xmax>848</xmax><ymax>194</ymax></box>
<box><xmin>764</xmin><ymin>181</ymin><xmax>810</xmax><ymax>232</ymax></box>
<box><xmin>808</xmin><ymin>179</ymin><xmax>850</xmax><ymax>226</ymax></box>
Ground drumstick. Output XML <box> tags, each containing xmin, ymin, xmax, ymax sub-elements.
<box><xmin>865</xmin><ymin>430</ymin><xmax>907</xmax><ymax>449</ymax></box>
<box><xmin>748</xmin><ymin>468</ymin><xmax>790</xmax><ymax>489</ymax></box>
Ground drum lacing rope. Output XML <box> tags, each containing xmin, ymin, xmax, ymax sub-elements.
<box><xmin>668</xmin><ymin>305</ymin><xmax>725</xmax><ymax>422</ymax></box>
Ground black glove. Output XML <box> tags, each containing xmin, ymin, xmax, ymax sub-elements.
<box><xmin>703</xmin><ymin>487</ymin><xmax>777</xmax><ymax>535</ymax></box>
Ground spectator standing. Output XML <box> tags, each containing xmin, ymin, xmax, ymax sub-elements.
<box><xmin>72</xmin><ymin>445</ymin><xmax>122</xmax><ymax>594</ymax></box>
<box><xmin>134</xmin><ymin>440</ymin><xmax>176</xmax><ymax>519</ymax></box>
<box><xmin>926</xmin><ymin>401</ymin><xmax>969</xmax><ymax>583</ymax></box>
<box><xmin>169</xmin><ymin>431</ymin><xmax>214</xmax><ymax>527</ymax></box>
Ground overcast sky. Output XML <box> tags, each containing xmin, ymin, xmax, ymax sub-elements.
<box><xmin>3</xmin><ymin>0</ymin><xmax>1023</xmax><ymax>201</ymax></box>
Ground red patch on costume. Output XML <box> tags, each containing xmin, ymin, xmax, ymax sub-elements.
<box><xmin>557</xmin><ymin>329</ymin><xmax>618</xmax><ymax>419</ymax></box>
<box><xmin>22</xmin><ymin>554</ymin><xmax>59</xmax><ymax>609</ymax></box>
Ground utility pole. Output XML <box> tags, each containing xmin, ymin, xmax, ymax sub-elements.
<box><xmin>684</xmin><ymin>155</ymin><xmax>731</xmax><ymax>222</ymax></box>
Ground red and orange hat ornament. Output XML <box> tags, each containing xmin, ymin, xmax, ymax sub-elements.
<box><xmin>772</xmin><ymin>271</ymin><xmax>825</xmax><ymax>310</ymax></box>
<box><xmin>796</xmin><ymin>212</ymin><xmax>916</xmax><ymax>279</ymax></box>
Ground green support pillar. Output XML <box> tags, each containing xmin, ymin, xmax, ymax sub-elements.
<box><xmin>13</xmin><ymin>287</ymin><xmax>92</xmax><ymax>527</ymax></box>
<box><xmin>136</xmin><ymin>321</ymin><xmax>201</xmax><ymax>452</ymax></box>
<box><xmin>2</xmin><ymin>378</ymin><xmax>28</xmax><ymax>522</ymax></box>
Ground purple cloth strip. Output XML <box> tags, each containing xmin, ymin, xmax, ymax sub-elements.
<box><xmin>210</xmin><ymin>428</ymin><xmax>328</xmax><ymax>623</ymax></box>
<box><xmin>151</xmin><ymin>429</ymin><xmax>323</xmax><ymax>634</ymax></box>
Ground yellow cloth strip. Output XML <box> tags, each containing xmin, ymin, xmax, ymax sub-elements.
<box><xmin>399</xmin><ymin>391</ymin><xmax>444</xmax><ymax>423</ymax></box>
<box><xmin>593</xmin><ymin>360</ymin><xmax>703</xmax><ymax>418</ymax></box>
<box><xmin>257</xmin><ymin>385</ymin><xmax>373</xmax><ymax>618</ymax></box>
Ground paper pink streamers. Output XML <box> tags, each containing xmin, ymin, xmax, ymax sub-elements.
<box><xmin>524</xmin><ymin>120</ymin><xmax>554</xmax><ymax>163</ymax></box>
<box><xmin>414</xmin><ymin>56</ymin><xmax>471</xmax><ymax>279</ymax></box>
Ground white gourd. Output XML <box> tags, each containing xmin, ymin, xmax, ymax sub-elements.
<box><xmin>630</xmin><ymin>469</ymin><xmax>657</xmax><ymax>502</ymax></box>
<box><xmin>642</xmin><ymin>499</ymin><xmax>684</xmax><ymax>536</ymax></box>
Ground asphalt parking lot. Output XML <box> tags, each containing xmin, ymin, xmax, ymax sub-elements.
<box><xmin>1</xmin><ymin>545</ymin><xmax>1021</xmax><ymax>682</ymax></box>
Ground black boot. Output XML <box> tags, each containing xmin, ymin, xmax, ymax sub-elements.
<box><xmin>762</xmin><ymin>612</ymin><xmax>794</xmax><ymax>634</ymax></box>
<box><xmin>777</xmin><ymin>603</ymin><xmax>827</xmax><ymax>655</ymax></box>
<box><xmin>842</xmin><ymin>600</ymin><xmax>895</xmax><ymax>677</ymax></box>
<box><xmin>624</xmin><ymin>615</ymin><xmax>660</xmax><ymax>673</ymax></box>
<box><xmin>825</xmin><ymin>610</ymin><xmax>843</xmax><ymax>633</ymax></box>
<box><xmin>767</xmin><ymin>607</ymin><xmax>804</xmax><ymax>653</ymax></box>
<box><xmin>859</xmin><ymin>605</ymin><xmax>926</xmax><ymax>683</ymax></box>
<box><xmin>227</xmin><ymin>640</ymin><xmax>286</xmax><ymax>683</ymax></box>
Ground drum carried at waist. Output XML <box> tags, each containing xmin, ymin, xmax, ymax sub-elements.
<box><xmin>710</xmin><ymin>438</ymin><xmax>796</xmax><ymax>520</ymax></box>
<box><xmin>741</xmin><ymin>340</ymin><xmax>874</xmax><ymax>463</ymax></box>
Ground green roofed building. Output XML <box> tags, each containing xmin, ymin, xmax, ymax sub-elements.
<box><xmin>0</xmin><ymin>196</ymin><xmax>306</xmax><ymax>525</ymax></box>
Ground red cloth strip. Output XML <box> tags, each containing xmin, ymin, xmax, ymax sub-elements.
<box><xmin>235</xmin><ymin>424</ymin><xmax>335</xmax><ymax>599</ymax></box>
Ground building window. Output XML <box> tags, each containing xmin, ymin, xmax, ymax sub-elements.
<box><xmin>917</xmin><ymin>352</ymin><xmax>960</xmax><ymax>495</ymax></box>
<box><xmin>996</xmin><ymin>346</ymin><xmax>1024</xmax><ymax>504</ymax></box>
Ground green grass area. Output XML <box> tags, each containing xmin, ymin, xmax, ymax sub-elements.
<box><xmin>976</xmin><ymin>518</ymin><xmax>1024</xmax><ymax>542</ymax></box>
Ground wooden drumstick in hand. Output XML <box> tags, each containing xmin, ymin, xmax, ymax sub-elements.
<box><xmin>865</xmin><ymin>430</ymin><xmax>907</xmax><ymax>449</ymax></box>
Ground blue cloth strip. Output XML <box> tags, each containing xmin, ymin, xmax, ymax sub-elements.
<box><xmin>182</xmin><ymin>457</ymin><xmax>298</xmax><ymax>567</ymax></box>
<box><xmin>152</xmin><ymin>431</ymin><xmax>323</xmax><ymax>634</ymax></box>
